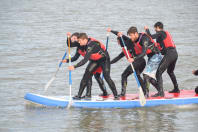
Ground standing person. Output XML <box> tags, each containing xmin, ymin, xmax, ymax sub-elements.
<box><xmin>122</xmin><ymin>26</ymin><xmax>162</xmax><ymax>97</ymax></box>
<box><xmin>64</xmin><ymin>32</ymin><xmax>108</xmax><ymax>98</ymax></box>
<box><xmin>192</xmin><ymin>69</ymin><xmax>198</xmax><ymax>94</ymax></box>
<box><xmin>107</xmin><ymin>28</ymin><xmax>146</xmax><ymax>97</ymax></box>
<box><xmin>145</xmin><ymin>22</ymin><xmax>179</xmax><ymax>97</ymax></box>
<box><xmin>68</xmin><ymin>33</ymin><xmax>119</xmax><ymax>100</ymax></box>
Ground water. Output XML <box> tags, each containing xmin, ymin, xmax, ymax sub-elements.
<box><xmin>0</xmin><ymin>0</ymin><xmax>198</xmax><ymax>131</ymax></box>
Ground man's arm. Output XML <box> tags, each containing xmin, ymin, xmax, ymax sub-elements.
<box><xmin>111</xmin><ymin>30</ymin><xmax>129</xmax><ymax>41</ymax></box>
<box><xmin>145</xmin><ymin>29</ymin><xmax>159</xmax><ymax>39</ymax></box>
<box><xmin>110</xmin><ymin>52</ymin><xmax>125</xmax><ymax>64</ymax></box>
<box><xmin>66</xmin><ymin>48</ymin><xmax>80</xmax><ymax>62</ymax></box>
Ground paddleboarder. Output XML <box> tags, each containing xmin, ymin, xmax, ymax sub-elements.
<box><xmin>68</xmin><ymin>33</ymin><xmax>119</xmax><ymax>100</ymax></box>
<box><xmin>145</xmin><ymin>22</ymin><xmax>179</xmax><ymax>97</ymax></box>
<box><xmin>107</xmin><ymin>28</ymin><xmax>147</xmax><ymax>97</ymax></box>
<box><xmin>123</xmin><ymin>26</ymin><xmax>162</xmax><ymax>97</ymax></box>
<box><xmin>63</xmin><ymin>32</ymin><xmax>108</xmax><ymax>98</ymax></box>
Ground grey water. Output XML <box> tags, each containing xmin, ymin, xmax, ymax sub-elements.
<box><xmin>0</xmin><ymin>0</ymin><xmax>198</xmax><ymax>131</ymax></box>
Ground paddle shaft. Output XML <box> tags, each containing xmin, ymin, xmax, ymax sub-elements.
<box><xmin>44</xmin><ymin>40</ymin><xmax>67</xmax><ymax>92</ymax></box>
<box><xmin>53</xmin><ymin>51</ymin><xmax>67</xmax><ymax>77</ymax></box>
<box><xmin>67</xmin><ymin>36</ymin><xmax>72</xmax><ymax>108</ymax></box>
<box><xmin>101</xmin><ymin>33</ymin><xmax>109</xmax><ymax>81</ymax></box>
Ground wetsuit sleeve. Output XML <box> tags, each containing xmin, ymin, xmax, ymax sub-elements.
<box><xmin>122</xmin><ymin>35</ymin><xmax>129</xmax><ymax>41</ymax></box>
<box><xmin>110</xmin><ymin>52</ymin><xmax>125</xmax><ymax>64</ymax></box>
<box><xmin>111</xmin><ymin>30</ymin><xmax>119</xmax><ymax>35</ymax></box>
<box><xmin>67</xmin><ymin>38</ymin><xmax>80</xmax><ymax>47</ymax></box>
<box><xmin>194</xmin><ymin>70</ymin><xmax>198</xmax><ymax>76</ymax></box>
<box><xmin>66</xmin><ymin>49</ymin><xmax>80</xmax><ymax>63</ymax></box>
<box><xmin>111</xmin><ymin>30</ymin><xmax>129</xmax><ymax>40</ymax></box>
<box><xmin>111</xmin><ymin>30</ymin><xmax>128</xmax><ymax>47</ymax></box>
<box><xmin>145</xmin><ymin>29</ymin><xmax>159</xmax><ymax>39</ymax></box>
<box><xmin>74</xmin><ymin>42</ymin><xmax>97</xmax><ymax>68</ymax></box>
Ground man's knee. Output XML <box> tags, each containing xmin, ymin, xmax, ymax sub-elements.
<box><xmin>167</xmin><ymin>69</ymin><xmax>174</xmax><ymax>75</ymax></box>
<box><xmin>122</xmin><ymin>72</ymin><xmax>128</xmax><ymax>80</ymax></box>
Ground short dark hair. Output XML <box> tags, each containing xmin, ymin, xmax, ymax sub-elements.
<box><xmin>71</xmin><ymin>32</ymin><xmax>79</xmax><ymax>38</ymax></box>
<box><xmin>127</xmin><ymin>26</ymin><xmax>138</xmax><ymax>35</ymax></box>
<box><xmin>154</xmin><ymin>22</ymin><xmax>163</xmax><ymax>29</ymax></box>
<box><xmin>78</xmin><ymin>33</ymin><xmax>88</xmax><ymax>40</ymax></box>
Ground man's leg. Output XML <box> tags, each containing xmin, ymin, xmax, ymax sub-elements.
<box><xmin>133</xmin><ymin>58</ymin><xmax>147</xmax><ymax>96</ymax></box>
<box><xmin>168</xmin><ymin>51</ymin><xmax>179</xmax><ymax>93</ymax></box>
<box><xmin>73</xmin><ymin>61</ymin><xmax>98</xmax><ymax>99</ymax></box>
<box><xmin>152</xmin><ymin>56</ymin><xmax>169</xmax><ymax>97</ymax></box>
<box><xmin>100</xmin><ymin>55</ymin><xmax>118</xmax><ymax>99</ymax></box>
<box><xmin>121</xmin><ymin>65</ymin><xmax>133</xmax><ymax>96</ymax></box>
<box><xmin>94</xmin><ymin>73</ymin><xmax>108</xmax><ymax>96</ymax></box>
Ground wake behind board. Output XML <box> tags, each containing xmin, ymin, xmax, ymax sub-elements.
<box><xmin>24</xmin><ymin>90</ymin><xmax>198</xmax><ymax>108</ymax></box>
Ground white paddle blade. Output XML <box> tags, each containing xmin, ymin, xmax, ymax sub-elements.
<box><xmin>67</xmin><ymin>85</ymin><xmax>72</xmax><ymax>109</ymax></box>
<box><xmin>139</xmin><ymin>87</ymin><xmax>146</xmax><ymax>106</ymax></box>
<box><xmin>44</xmin><ymin>77</ymin><xmax>55</xmax><ymax>91</ymax></box>
<box><xmin>67</xmin><ymin>100</ymin><xmax>72</xmax><ymax>109</ymax></box>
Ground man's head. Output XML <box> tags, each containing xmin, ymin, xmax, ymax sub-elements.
<box><xmin>127</xmin><ymin>26</ymin><xmax>139</xmax><ymax>42</ymax></box>
<box><xmin>78</xmin><ymin>33</ymin><xmax>88</xmax><ymax>46</ymax></box>
<box><xmin>154</xmin><ymin>22</ymin><xmax>163</xmax><ymax>32</ymax></box>
<box><xmin>71</xmin><ymin>32</ymin><xmax>79</xmax><ymax>42</ymax></box>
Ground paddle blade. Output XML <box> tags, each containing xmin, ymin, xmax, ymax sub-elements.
<box><xmin>139</xmin><ymin>87</ymin><xmax>146</xmax><ymax>106</ymax></box>
<box><xmin>67</xmin><ymin>85</ymin><xmax>73</xmax><ymax>109</ymax></box>
<box><xmin>44</xmin><ymin>77</ymin><xmax>55</xmax><ymax>91</ymax></box>
<box><xmin>67</xmin><ymin>100</ymin><xmax>73</xmax><ymax>109</ymax></box>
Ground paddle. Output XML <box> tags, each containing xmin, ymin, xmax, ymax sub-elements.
<box><xmin>44</xmin><ymin>42</ymin><xmax>67</xmax><ymax>92</ymax></box>
<box><xmin>120</xmin><ymin>36</ymin><xmax>146</xmax><ymax>106</ymax></box>
<box><xmin>101</xmin><ymin>33</ymin><xmax>109</xmax><ymax>87</ymax></box>
<box><xmin>67</xmin><ymin>36</ymin><xmax>73</xmax><ymax>109</ymax></box>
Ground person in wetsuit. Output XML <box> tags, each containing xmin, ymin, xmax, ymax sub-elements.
<box><xmin>124</xmin><ymin>26</ymin><xmax>162</xmax><ymax>97</ymax></box>
<box><xmin>144</xmin><ymin>21</ymin><xmax>179</xmax><ymax>97</ymax></box>
<box><xmin>193</xmin><ymin>69</ymin><xmax>198</xmax><ymax>94</ymax></box>
<box><xmin>64</xmin><ymin>32</ymin><xmax>108</xmax><ymax>98</ymax></box>
<box><xmin>107</xmin><ymin>28</ymin><xmax>146</xmax><ymax>97</ymax></box>
<box><xmin>68</xmin><ymin>33</ymin><xmax>119</xmax><ymax>100</ymax></box>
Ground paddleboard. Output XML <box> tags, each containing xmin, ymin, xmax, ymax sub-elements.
<box><xmin>24</xmin><ymin>90</ymin><xmax>198</xmax><ymax>108</ymax></box>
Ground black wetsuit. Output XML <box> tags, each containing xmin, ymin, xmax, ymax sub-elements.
<box><xmin>72</xmin><ymin>40</ymin><xmax>118</xmax><ymax>99</ymax></box>
<box><xmin>146</xmin><ymin>29</ymin><xmax>179</xmax><ymax>96</ymax></box>
<box><xmin>131</xmin><ymin>33</ymin><xmax>161</xmax><ymax>97</ymax></box>
<box><xmin>110</xmin><ymin>30</ymin><xmax>146</xmax><ymax>96</ymax></box>
<box><xmin>194</xmin><ymin>70</ymin><xmax>198</xmax><ymax>76</ymax></box>
<box><xmin>66</xmin><ymin>39</ymin><xmax>107</xmax><ymax>97</ymax></box>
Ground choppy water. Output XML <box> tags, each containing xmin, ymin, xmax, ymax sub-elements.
<box><xmin>0</xmin><ymin>0</ymin><xmax>198</xmax><ymax>131</ymax></box>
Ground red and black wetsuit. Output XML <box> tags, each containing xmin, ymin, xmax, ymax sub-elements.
<box><xmin>72</xmin><ymin>38</ymin><xmax>118</xmax><ymax>99</ymax></box>
<box><xmin>146</xmin><ymin>29</ymin><xmax>179</xmax><ymax>96</ymax></box>
<box><xmin>66</xmin><ymin>38</ymin><xmax>107</xmax><ymax>97</ymax></box>
<box><xmin>110</xmin><ymin>30</ymin><xmax>146</xmax><ymax>96</ymax></box>
<box><xmin>129</xmin><ymin>32</ymin><xmax>162</xmax><ymax>96</ymax></box>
